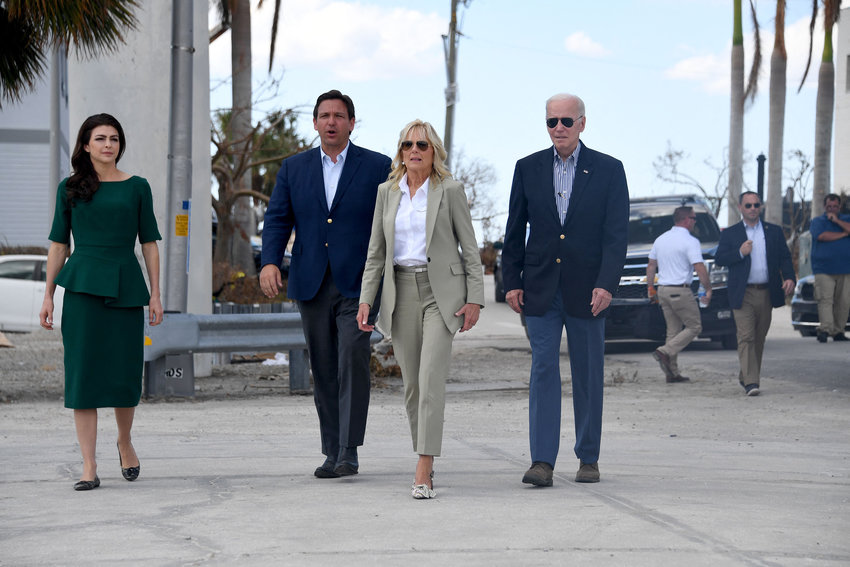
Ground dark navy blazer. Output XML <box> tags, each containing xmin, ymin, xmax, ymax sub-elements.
<box><xmin>501</xmin><ymin>142</ymin><xmax>630</xmax><ymax>318</ymax></box>
<box><xmin>261</xmin><ymin>144</ymin><xmax>391</xmax><ymax>301</ymax></box>
<box><xmin>714</xmin><ymin>220</ymin><xmax>795</xmax><ymax>310</ymax></box>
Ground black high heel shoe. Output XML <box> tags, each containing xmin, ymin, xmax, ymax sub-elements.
<box><xmin>117</xmin><ymin>443</ymin><xmax>140</xmax><ymax>481</ymax></box>
<box><xmin>74</xmin><ymin>476</ymin><xmax>100</xmax><ymax>491</ymax></box>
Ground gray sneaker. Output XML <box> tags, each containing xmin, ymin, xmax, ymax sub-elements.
<box><xmin>745</xmin><ymin>383</ymin><xmax>760</xmax><ymax>396</ymax></box>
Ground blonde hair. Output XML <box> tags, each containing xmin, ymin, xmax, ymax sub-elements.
<box><xmin>387</xmin><ymin>119</ymin><xmax>451</xmax><ymax>190</ymax></box>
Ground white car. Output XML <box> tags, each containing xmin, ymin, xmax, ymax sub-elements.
<box><xmin>0</xmin><ymin>255</ymin><xmax>63</xmax><ymax>332</ymax></box>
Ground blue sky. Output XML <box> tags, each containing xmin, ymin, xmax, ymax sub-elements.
<box><xmin>209</xmin><ymin>0</ymin><xmax>827</xmax><ymax>232</ymax></box>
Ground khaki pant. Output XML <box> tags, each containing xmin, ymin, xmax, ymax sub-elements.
<box><xmin>391</xmin><ymin>270</ymin><xmax>455</xmax><ymax>457</ymax></box>
<box><xmin>732</xmin><ymin>287</ymin><xmax>772</xmax><ymax>386</ymax></box>
<box><xmin>657</xmin><ymin>286</ymin><xmax>702</xmax><ymax>376</ymax></box>
<box><xmin>814</xmin><ymin>273</ymin><xmax>850</xmax><ymax>336</ymax></box>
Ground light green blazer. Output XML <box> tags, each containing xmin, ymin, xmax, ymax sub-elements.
<box><xmin>360</xmin><ymin>177</ymin><xmax>485</xmax><ymax>335</ymax></box>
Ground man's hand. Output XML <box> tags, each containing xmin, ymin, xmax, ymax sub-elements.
<box><xmin>590</xmin><ymin>288</ymin><xmax>612</xmax><ymax>317</ymax></box>
<box><xmin>356</xmin><ymin>303</ymin><xmax>374</xmax><ymax>332</ymax></box>
<box><xmin>782</xmin><ymin>279</ymin><xmax>795</xmax><ymax>296</ymax></box>
<box><xmin>259</xmin><ymin>264</ymin><xmax>283</xmax><ymax>298</ymax></box>
<box><xmin>739</xmin><ymin>240</ymin><xmax>753</xmax><ymax>256</ymax></box>
<box><xmin>506</xmin><ymin>289</ymin><xmax>524</xmax><ymax>314</ymax></box>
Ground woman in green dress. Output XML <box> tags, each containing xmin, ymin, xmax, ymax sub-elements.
<box><xmin>39</xmin><ymin>113</ymin><xmax>163</xmax><ymax>491</ymax></box>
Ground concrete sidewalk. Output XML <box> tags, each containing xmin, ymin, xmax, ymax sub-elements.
<box><xmin>1</xmin><ymin>278</ymin><xmax>849</xmax><ymax>565</ymax></box>
<box><xmin>2</xmin><ymin>373</ymin><xmax>849</xmax><ymax>565</ymax></box>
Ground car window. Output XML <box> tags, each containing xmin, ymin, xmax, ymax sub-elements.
<box><xmin>0</xmin><ymin>260</ymin><xmax>38</xmax><ymax>280</ymax></box>
<box><xmin>628</xmin><ymin>212</ymin><xmax>720</xmax><ymax>245</ymax></box>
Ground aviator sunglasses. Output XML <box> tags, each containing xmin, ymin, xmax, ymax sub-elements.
<box><xmin>401</xmin><ymin>140</ymin><xmax>430</xmax><ymax>151</ymax></box>
<box><xmin>743</xmin><ymin>202</ymin><xmax>761</xmax><ymax>209</ymax></box>
<box><xmin>546</xmin><ymin>116</ymin><xmax>583</xmax><ymax>129</ymax></box>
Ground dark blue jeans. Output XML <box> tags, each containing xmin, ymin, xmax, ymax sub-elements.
<box><xmin>525</xmin><ymin>289</ymin><xmax>605</xmax><ymax>467</ymax></box>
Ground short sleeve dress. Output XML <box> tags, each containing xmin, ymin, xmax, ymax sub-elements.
<box><xmin>49</xmin><ymin>176</ymin><xmax>162</xmax><ymax>409</ymax></box>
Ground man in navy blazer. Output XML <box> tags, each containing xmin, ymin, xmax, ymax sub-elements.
<box><xmin>260</xmin><ymin>90</ymin><xmax>391</xmax><ymax>477</ymax></box>
<box><xmin>715</xmin><ymin>191</ymin><xmax>795</xmax><ymax>396</ymax></box>
<box><xmin>502</xmin><ymin>93</ymin><xmax>629</xmax><ymax>486</ymax></box>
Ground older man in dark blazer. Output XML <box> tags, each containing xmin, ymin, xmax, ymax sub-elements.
<box><xmin>715</xmin><ymin>191</ymin><xmax>795</xmax><ymax>396</ymax></box>
<box><xmin>502</xmin><ymin>93</ymin><xmax>629</xmax><ymax>487</ymax></box>
<box><xmin>260</xmin><ymin>90</ymin><xmax>391</xmax><ymax>478</ymax></box>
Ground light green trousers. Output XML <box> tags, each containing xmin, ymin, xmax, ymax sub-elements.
<box><xmin>391</xmin><ymin>270</ymin><xmax>455</xmax><ymax>456</ymax></box>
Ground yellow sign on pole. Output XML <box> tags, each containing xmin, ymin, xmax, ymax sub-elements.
<box><xmin>175</xmin><ymin>214</ymin><xmax>189</xmax><ymax>237</ymax></box>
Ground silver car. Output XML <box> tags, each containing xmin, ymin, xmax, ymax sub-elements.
<box><xmin>0</xmin><ymin>255</ymin><xmax>64</xmax><ymax>332</ymax></box>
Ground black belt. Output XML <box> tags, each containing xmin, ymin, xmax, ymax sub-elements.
<box><xmin>747</xmin><ymin>283</ymin><xmax>769</xmax><ymax>289</ymax></box>
<box><xmin>661</xmin><ymin>284</ymin><xmax>691</xmax><ymax>288</ymax></box>
<box><xmin>394</xmin><ymin>264</ymin><xmax>428</xmax><ymax>273</ymax></box>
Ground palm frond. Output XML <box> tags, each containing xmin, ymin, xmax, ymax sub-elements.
<box><xmin>0</xmin><ymin>6</ymin><xmax>48</xmax><ymax>108</ymax></box>
<box><xmin>744</xmin><ymin>0</ymin><xmax>762</xmax><ymax>105</ymax></box>
<box><xmin>797</xmin><ymin>0</ymin><xmax>819</xmax><ymax>92</ymax></box>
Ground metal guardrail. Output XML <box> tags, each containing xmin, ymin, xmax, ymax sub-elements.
<box><xmin>143</xmin><ymin>307</ymin><xmax>382</xmax><ymax>397</ymax></box>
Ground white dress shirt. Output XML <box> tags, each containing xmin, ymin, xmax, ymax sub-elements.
<box><xmin>744</xmin><ymin>221</ymin><xmax>769</xmax><ymax>284</ymax></box>
<box><xmin>320</xmin><ymin>142</ymin><xmax>350</xmax><ymax>209</ymax></box>
<box><xmin>394</xmin><ymin>174</ymin><xmax>429</xmax><ymax>267</ymax></box>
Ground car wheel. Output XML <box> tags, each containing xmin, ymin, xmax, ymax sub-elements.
<box><xmin>797</xmin><ymin>328</ymin><xmax>817</xmax><ymax>337</ymax></box>
<box><xmin>720</xmin><ymin>333</ymin><xmax>737</xmax><ymax>350</ymax></box>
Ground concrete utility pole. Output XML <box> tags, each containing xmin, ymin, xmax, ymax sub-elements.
<box><xmin>163</xmin><ymin>0</ymin><xmax>194</xmax><ymax>313</ymax></box>
<box><xmin>443</xmin><ymin>0</ymin><xmax>460</xmax><ymax>170</ymax></box>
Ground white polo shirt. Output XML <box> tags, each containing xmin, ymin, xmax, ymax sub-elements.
<box><xmin>649</xmin><ymin>226</ymin><xmax>704</xmax><ymax>285</ymax></box>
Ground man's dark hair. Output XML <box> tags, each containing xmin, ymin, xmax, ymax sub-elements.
<box><xmin>673</xmin><ymin>206</ymin><xmax>694</xmax><ymax>224</ymax></box>
<box><xmin>313</xmin><ymin>89</ymin><xmax>355</xmax><ymax>120</ymax></box>
<box><xmin>739</xmin><ymin>190</ymin><xmax>760</xmax><ymax>204</ymax></box>
<box><xmin>824</xmin><ymin>193</ymin><xmax>841</xmax><ymax>206</ymax></box>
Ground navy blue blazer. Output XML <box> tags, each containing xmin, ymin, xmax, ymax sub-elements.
<box><xmin>714</xmin><ymin>220</ymin><xmax>795</xmax><ymax>310</ymax></box>
<box><xmin>502</xmin><ymin>142</ymin><xmax>630</xmax><ymax>318</ymax></box>
<box><xmin>261</xmin><ymin>143</ymin><xmax>392</xmax><ymax>301</ymax></box>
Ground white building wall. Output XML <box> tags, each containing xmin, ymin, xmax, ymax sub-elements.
<box><xmin>834</xmin><ymin>7</ymin><xmax>850</xmax><ymax>197</ymax></box>
<box><xmin>68</xmin><ymin>2</ymin><xmax>212</xmax><ymax>320</ymax></box>
<box><xmin>0</xmin><ymin>54</ymin><xmax>70</xmax><ymax>247</ymax></box>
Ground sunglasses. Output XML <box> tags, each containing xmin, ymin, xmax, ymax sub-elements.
<box><xmin>401</xmin><ymin>140</ymin><xmax>430</xmax><ymax>151</ymax></box>
<box><xmin>546</xmin><ymin>116</ymin><xmax>583</xmax><ymax>129</ymax></box>
<box><xmin>743</xmin><ymin>202</ymin><xmax>761</xmax><ymax>209</ymax></box>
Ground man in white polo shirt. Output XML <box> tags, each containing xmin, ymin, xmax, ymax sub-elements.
<box><xmin>646</xmin><ymin>206</ymin><xmax>712</xmax><ymax>382</ymax></box>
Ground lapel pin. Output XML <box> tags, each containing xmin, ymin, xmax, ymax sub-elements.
<box><xmin>583</xmin><ymin>169</ymin><xmax>589</xmax><ymax>174</ymax></box>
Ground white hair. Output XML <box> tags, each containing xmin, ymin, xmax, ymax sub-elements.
<box><xmin>545</xmin><ymin>93</ymin><xmax>585</xmax><ymax>116</ymax></box>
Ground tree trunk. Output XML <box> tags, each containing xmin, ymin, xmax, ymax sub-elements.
<box><xmin>813</xmin><ymin>60</ymin><xmax>834</xmax><ymax>217</ymax></box>
<box><xmin>728</xmin><ymin>44</ymin><xmax>745</xmax><ymax>226</ymax></box>
<box><xmin>766</xmin><ymin>48</ymin><xmax>786</xmax><ymax>226</ymax></box>
<box><xmin>230</xmin><ymin>0</ymin><xmax>256</xmax><ymax>274</ymax></box>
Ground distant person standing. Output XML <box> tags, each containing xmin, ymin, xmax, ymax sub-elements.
<box><xmin>502</xmin><ymin>93</ymin><xmax>629</xmax><ymax>487</ymax></box>
<box><xmin>809</xmin><ymin>193</ymin><xmax>850</xmax><ymax>343</ymax></box>
<box><xmin>715</xmin><ymin>191</ymin><xmax>795</xmax><ymax>396</ymax></box>
<box><xmin>646</xmin><ymin>206</ymin><xmax>711</xmax><ymax>383</ymax></box>
<box><xmin>260</xmin><ymin>90</ymin><xmax>392</xmax><ymax>478</ymax></box>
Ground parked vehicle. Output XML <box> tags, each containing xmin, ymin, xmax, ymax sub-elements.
<box><xmin>492</xmin><ymin>242</ymin><xmax>506</xmax><ymax>303</ymax></box>
<box><xmin>607</xmin><ymin>195</ymin><xmax>737</xmax><ymax>348</ymax></box>
<box><xmin>0</xmin><ymin>255</ymin><xmax>63</xmax><ymax>332</ymax></box>
<box><xmin>790</xmin><ymin>274</ymin><xmax>850</xmax><ymax>337</ymax></box>
<box><xmin>511</xmin><ymin>195</ymin><xmax>737</xmax><ymax>348</ymax></box>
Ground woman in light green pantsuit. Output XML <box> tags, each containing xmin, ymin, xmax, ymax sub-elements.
<box><xmin>357</xmin><ymin>120</ymin><xmax>484</xmax><ymax>499</ymax></box>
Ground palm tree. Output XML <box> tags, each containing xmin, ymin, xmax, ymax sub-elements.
<box><xmin>210</xmin><ymin>0</ymin><xmax>284</xmax><ymax>273</ymax></box>
<box><xmin>728</xmin><ymin>0</ymin><xmax>761</xmax><ymax>226</ymax></box>
<box><xmin>0</xmin><ymin>0</ymin><xmax>139</xmax><ymax>108</ymax></box>
<box><xmin>766</xmin><ymin>1</ymin><xmax>787</xmax><ymax>226</ymax></box>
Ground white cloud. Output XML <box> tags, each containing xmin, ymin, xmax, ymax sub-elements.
<box><xmin>664</xmin><ymin>13</ymin><xmax>826</xmax><ymax>94</ymax></box>
<box><xmin>209</xmin><ymin>1</ymin><xmax>446</xmax><ymax>83</ymax></box>
<box><xmin>564</xmin><ymin>31</ymin><xmax>611</xmax><ymax>58</ymax></box>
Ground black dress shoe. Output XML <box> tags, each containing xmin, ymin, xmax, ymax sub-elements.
<box><xmin>522</xmin><ymin>461</ymin><xmax>553</xmax><ymax>487</ymax></box>
<box><xmin>74</xmin><ymin>476</ymin><xmax>101</xmax><ymax>491</ymax></box>
<box><xmin>118</xmin><ymin>443</ymin><xmax>140</xmax><ymax>481</ymax></box>
<box><xmin>667</xmin><ymin>374</ymin><xmax>691</xmax><ymax>383</ymax></box>
<box><xmin>333</xmin><ymin>447</ymin><xmax>359</xmax><ymax>476</ymax></box>
<box><xmin>314</xmin><ymin>457</ymin><xmax>340</xmax><ymax>478</ymax></box>
<box><xmin>817</xmin><ymin>331</ymin><xmax>829</xmax><ymax>343</ymax></box>
<box><xmin>833</xmin><ymin>333</ymin><xmax>849</xmax><ymax>341</ymax></box>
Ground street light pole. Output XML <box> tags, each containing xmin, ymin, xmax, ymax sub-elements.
<box><xmin>163</xmin><ymin>0</ymin><xmax>194</xmax><ymax>313</ymax></box>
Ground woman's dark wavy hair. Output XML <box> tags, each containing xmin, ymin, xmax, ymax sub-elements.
<box><xmin>66</xmin><ymin>113</ymin><xmax>126</xmax><ymax>206</ymax></box>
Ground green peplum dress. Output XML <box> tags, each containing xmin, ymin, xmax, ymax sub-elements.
<box><xmin>49</xmin><ymin>176</ymin><xmax>162</xmax><ymax>409</ymax></box>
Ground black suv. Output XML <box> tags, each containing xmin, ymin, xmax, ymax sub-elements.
<box><xmin>606</xmin><ymin>195</ymin><xmax>737</xmax><ymax>348</ymax></box>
